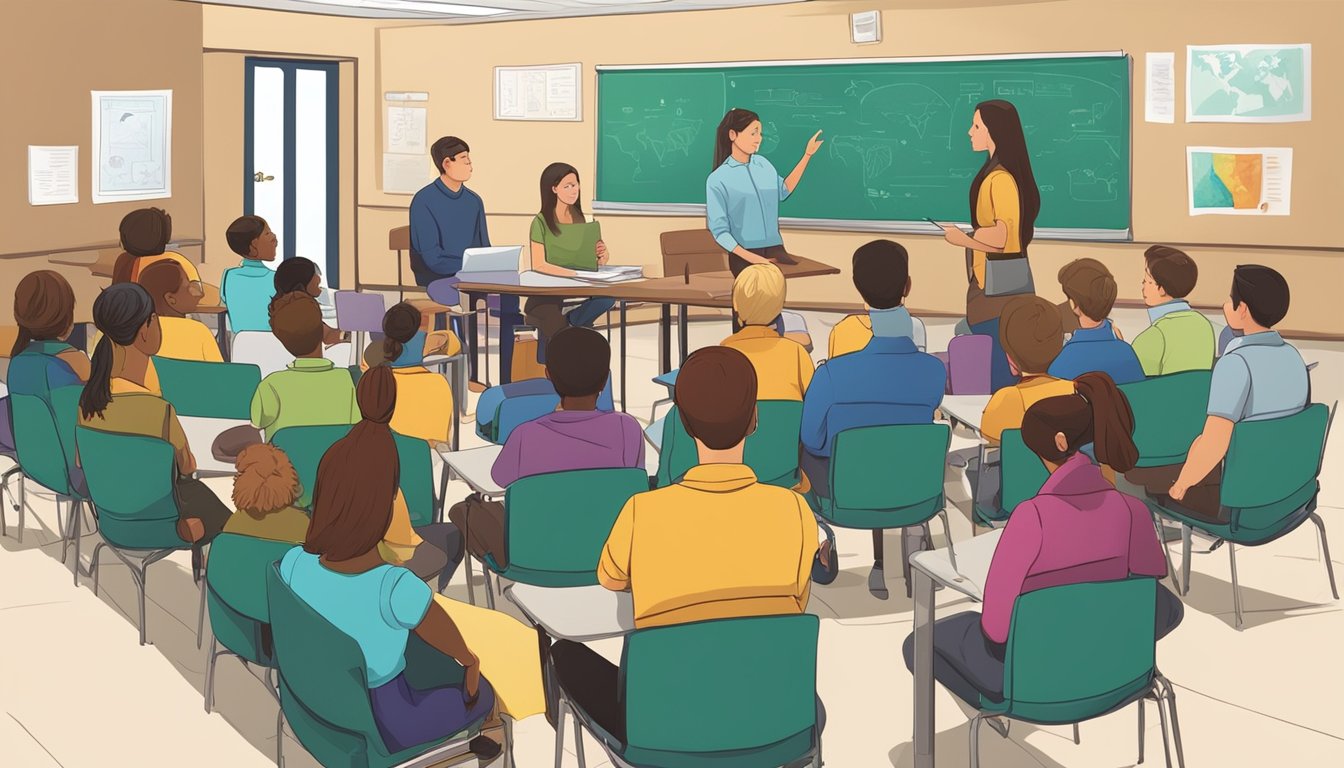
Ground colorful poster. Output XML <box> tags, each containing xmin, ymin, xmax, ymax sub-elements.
<box><xmin>1187</xmin><ymin>147</ymin><xmax>1292</xmax><ymax>216</ymax></box>
<box><xmin>1186</xmin><ymin>44</ymin><xmax>1310</xmax><ymax>122</ymax></box>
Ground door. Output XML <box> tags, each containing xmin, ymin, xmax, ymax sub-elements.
<box><xmin>244</xmin><ymin>58</ymin><xmax>340</xmax><ymax>289</ymax></box>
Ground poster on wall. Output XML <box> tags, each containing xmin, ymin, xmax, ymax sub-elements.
<box><xmin>1187</xmin><ymin>146</ymin><xmax>1292</xmax><ymax>216</ymax></box>
<box><xmin>1186</xmin><ymin>44</ymin><xmax>1310</xmax><ymax>122</ymax></box>
<box><xmin>495</xmin><ymin>64</ymin><xmax>581</xmax><ymax>121</ymax></box>
<box><xmin>91</xmin><ymin>89</ymin><xmax>172</xmax><ymax>204</ymax></box>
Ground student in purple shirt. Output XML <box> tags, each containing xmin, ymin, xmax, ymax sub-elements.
<box><xmin>448</xmin><ymin>326</ymin><xmax>644</xmax><ymax>567</ymax></box>
<box><xmin>902</xmin><ymin>372</ymin><xmax>1180</xmax><ymax>706</ymax></box>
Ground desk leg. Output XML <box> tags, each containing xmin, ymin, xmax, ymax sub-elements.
<box><xmin>678</xmin><ymin>304</ymin><xmax>690</xmax><ymax>366</ymax></box>
<box><xmin>619</xmin><ymin>300</ymin><xmax>628</xmax><ymax>413</ymax></box>
<box><xmin>659</xmin><ymin>304</ymin><xmax>672</xmax><ymax>374</ymax></box>
<box><xmin>466</xmin><ymin>292</ymin><xmax>481</xmax><ymax>384</ymax></box>
<box><xmin>913</xmin><ymin>567</ymin><xmax>936</xmax><ymax>768</ymax></box>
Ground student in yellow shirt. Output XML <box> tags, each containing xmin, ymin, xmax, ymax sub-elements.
<box><xmin>372</xmin><ymin>301</ymin><xmax>459</xmax><ymax>448</ymax></box>
<box><xmin>549</xmin><ymin>346</ymin><xmax>820</xmax><ymax>740</ymax></box>
<box><xmin>721</xmin><ymin>263</ymin><xmax>814</xmax><ymax>401</ymax></box>
<box><xmin>111</xmin><ymin>207</ymin><xmax>208</xmax><ymax>292</ymax></box>
<box><xmin>137</xmin><ymin>260</ymin><xmax>223</xmax><ymax>363</ymax></box>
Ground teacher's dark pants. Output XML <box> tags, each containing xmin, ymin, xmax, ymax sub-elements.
<box><xmin>728</xmin><ymin>245</ymin><xmax>794</xmax><ymax>333</ymax></box>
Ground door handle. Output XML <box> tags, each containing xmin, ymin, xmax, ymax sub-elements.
<box><xmin>253</xmin><ymin>171</ymin><xmax>275</xmax><ymax>182</ymax></box>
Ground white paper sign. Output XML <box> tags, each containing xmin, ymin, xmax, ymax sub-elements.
<box><xmin>91</xmin><ymin>89</ymin><xmax>172</xmax><ymax>203</ymax></box>
<box><xmin>495</xmin><ymin>64</ymin><xmax>581</xmax><ymax>121</ymax></box>
<box><xmin>1145</xmin><ymin>52</ymin><xmax>1176</xmax><ymax>123</ymax></box>
<box><xmin>387</xmin><ymin>105</ymin><xmax>427</xmax><ymax>154</ymax></box>
<box><xmin>1187</xmin><ymin>146</ymin><xmax>1292</xmax><ymax>216</ymax></box>
<box><xmin>383</xmin><ymin>153</ymin><xmax>428</xmax><ymax>195</ymax></box>
<box><xmin>28</xmin><ymin>146</ymin><xmax>79</xmax><ymax>205</ymax></box>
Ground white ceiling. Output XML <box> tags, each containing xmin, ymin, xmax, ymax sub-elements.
<box><xmin>185</xmin><ymin>0</ymin><xmax>806</xmax><ymax>22</ymax></box>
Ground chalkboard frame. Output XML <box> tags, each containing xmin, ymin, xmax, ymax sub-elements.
<box><xmin>594</xmin><ymin>51</ymin><xmax>1132</xmax><ymax>242</ymax></box>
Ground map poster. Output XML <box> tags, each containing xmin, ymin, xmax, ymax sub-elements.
<box><xmin>1186</xmin><ymin>44</ymin><xmax>1310</xmax><ymax>122</ymax></box>
<box><xmin>1187</xmin><ymin>147</ymin><xmax>1292</xmax><ymax>216</ymax></box>
<box><xmin>91</xmin><ymin>89</ymin><xmax>172</xmax><ymax>204</ymax></box>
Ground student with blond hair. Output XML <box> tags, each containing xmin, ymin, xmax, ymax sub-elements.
<box><xmin>720</xmin><ymin>263</ymin><xmax>814</xmax><ymax>401</ymax></box>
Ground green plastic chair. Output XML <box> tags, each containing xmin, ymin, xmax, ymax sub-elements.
<box><xmin>472</xmin><ymin>468</ymin><xmax>649</xmax><ymax>608</ymax></box>
<box><xmin>11</xmin><ymin>387</ymin><xmax>89</xmax><ymax>583</ymax></box>
<box><xmin>152</xmin><ymin>356</ymin><xmax>262</xmax><ymax>419</ymax></box>
<box><xmin>960</xmin><ymin>578</ymin><xmax>1184</xmax><ymax>768</ymax></box>
<box><xmin>557</xmin><ymin>614</ymin><xmax>822</xmax><ymax>768</ymax></box>
<box><xmin>972</xmin><ymin>429</ymin><xmax>1050</xmax><ymax>526</ymax></box>
<box><xmin>264</xmin><ymin>564</ymin><xmax>493</xmax><ymax>768</ymax></box>
<box><xmin>655</xmin><ymin>401</ymin><xmax>804</xmax><ymax>488</ymax></box>
<box><xmin>1120</xmin><ymin>371</ymin><xmax>1213</xmax><ymax>468</ymax></box>
<box><xmin>203</xmin><ymin>533</ymin><xmax>296</xmax><ymax>713</ymax></box>
<box><xmin>807</xmin><ymin>423</ymin><xmax>957</xmax><ymax>597</ymax></box>
<box><xmin>1150</xmin><ymin>402</ymin><xmax>1336</xmax><ymax>629</ymax></box>
<box><xmin>270</xmin><ymin>425</ymin><xmax>438</xmax><ymax>526</ymax></box>
<box><xmin>76</xmin><ymin>425</ymin><xmax>199</xmax><ymax>646</ymax></box>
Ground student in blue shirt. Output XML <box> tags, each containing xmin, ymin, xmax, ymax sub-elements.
<box><xmin>1048</xmin><ymin>258</ymin><xmax>1144</xmax><ymax>384</ymax></box>
<box><xmin>409</xmin><ymin>136</ymin><xmax>520</xmax><ymax>381</ymax></box>
<box><xmin>800</xmin><ymin>240</ymin><xmax>947</xmax><ymax>598</ymax></box>
<box><xmin>220</xmin><ymin>215</ymin><xmax>278</xmax><ymax>334</ymax></box>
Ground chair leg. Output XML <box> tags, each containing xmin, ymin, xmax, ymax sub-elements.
<box><xmin>1138</xmin><ymin>698</ymin><xmax>1146</xmax><ymax>764</ymax></box>
<box><xmin>135</xmin><ymin>562</ymin><xmax>150</xmax><ymax>646</ymax></box>
<box><xmin>91</xmin><ymin>542</ymin><xmax>105</xmax><ymax>595</ymax></box>
<box><xmin>1161</xmin><ymin>676</ymin><xmax>1187</xmax><ymax>768</ymax></box>
<box><xmin>1155</xmin><ymin>682</ymin><xmax>1175</xmax><ymax>768</ymax></box>
<box><xmin>57</xmin><ymin>498</ymin><xmax>69</xmax><ymax>562</ymax></box>
<box><xmin>1072</xmin><ymin>722</ymin><xmax>1080</xmax><ymax>744</ymax></box>
<box><xmin>1308</xmin><ymin>513</ymin><xmax>1340</xmax><ymax>600</ymax></box>
<box><xmin>812</xmin><ymin>723</ymin><xmax>822</xmax><ymax>768</ymax></box>
<box><xmin>17</xmin><ymin>474</ymin><xmax>25</xmax><ymax>544</ymax></box>
<box><xmin>205</xmin><ymin>636</ymin><xmax>219</xmax><ymax>713</ymax></box>
<box><xmin>465</xmin><ymin>555</ymin><xmax>477</xmax><ymax>606</ymax></box>
<box><xmin>1180</xmin><ymin>525</ymin><xmax>1193</xmax><ymax>597</ymax></box>
<box><xmin>939</xmin><ymin>508</ymin><xmax>959</xmax><ymax>575</ymax></box>
<box><xmin>197</xmin><ymin>581</ymin><xmax>207</xmax><ymax>649</ymax></box>
<box><xmin>502</xmin><ymin>716</ymin><xmax>516</xmax><ymax>768</ymax></box>
<box><xmin>573</xmin><ymin>705</ymin><xmax>587</xmax><ymax>768</ymax></box>
<box><xmin>553</xmin><ymin>698</ymin><xmax>567</xmax><ymax>768</ymax></box>
<box><xmin>276</xmin><ymin>706</ymin><xmax>286</xmax><ymax>766</ymax></box>
<box><xmin>483</xmin><ymin>567</ymin><xmax>497</xmax><ymax>610</ymax></box>
<box><xmin>1153</xmin><ymin>511</ymin><xmax>1180</xmax><ymax>594</ymax></box>
<box><xmin>71</xmin><ymin>499</ymin><xmax>83</xmax><ymax>586</ymax></box>
<box><xmin>1228</xmin><ymin>543</ymin><xmax>1244</xmax><ymax>630</ymax></box>
<box><xmin>968</xmin><ymin>714</ymin><xmax>983</xmax><ymax>768</ymax></box>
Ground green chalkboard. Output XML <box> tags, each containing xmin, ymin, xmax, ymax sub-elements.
<box><xmin>596</xmin><ymin>55</ymin><xmax>1131</xmax><ymax>236</ymax></box>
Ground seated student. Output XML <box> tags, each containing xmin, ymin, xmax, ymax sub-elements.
<box><xmin>359</xmin><ymin>306</ymin><xmax>461</xmax><ymax>373</ymax></box>
<box><xmin>549</xmin><ymin>346</ymin><xmax>820</xmax><ymax>739</ymax></box>
<box><xmin>826</xmin><ymin>244</ymin><xmax>929</xmax><ymax>359</ymax></box>
<box><xmin>371</xmin><ymin>302</ymin><xmax>460</xmax><ymax>448</ymax></box>
<box><xmin>77</xmin><ymin>283</ymin><xmax>233</xmax><ymax>547</ymax></box>
<box><xmin>250</xmin><ymin>292</ymin><xmax>359</xmax><ymax>441</ymax></box>
<box><xmin>448</xmin><ymin>326</ymin><xmax>643</xmax><ymax>567</ymax></box>
<box><xmin>721</xmin><ymin>263</ymin><xmax>814</xmax><ymax>401</ymax></box>
<box><xmin>523</xmin><ymin>163</ymin><xmax>616</xmax><ymax>362</ymax></box>
<box><xmin>111</xmin><ymin>207</ymin><xmax>203</xmax><ymax>286</ymax></box>
<box><xmin>221</xmin><ymin>215</ymin><xmax>278</xmax><ymax>334</ymax></box>
<box><xmin>1133</xmin><ymin>245</ymin><xmax>1215</xmax><ymax>377</ymax></box>
<box><xmin>901</xmin><ymin>372</ymin><xmax>1180</xmax><ymax>706</ymax></box>
<box><xmin>980</xmin><ymin>295</ymin><xmax>1075</xmax><ymax>444</ymax></box>
<box><xmin>1048</xmin><ymin>258</ymin><xmax>1144</xmax><ymax>384</ymax></box>
<box><xmin>1147</xmin><ymin>265</ymin><xmax>1307</xmax><ymax>521</ymax></box>
<box><xmin>224</xmin><ymin>443</ymin><xmax>311</xmax><ymax>544</ymax></box>
<box><xmin>801</xmin><ymin>240</ymin><xmax>946</xmax><ymax>597</ymax></box>
<box><xmin>137</xmin><ymin>260</ymin><xmax>223</xmax><ymax>363</ymax></box>
<box><xmin>278</xmin><ymin>367</ymin><xmax>499</xmax><ymax>760</ymax></box>
<box><xmin>272</xmin><ymin>257</ymin><xmax>346</xmax><ymax>347</ymax></box>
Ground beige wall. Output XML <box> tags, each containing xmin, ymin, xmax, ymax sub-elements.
<box><xmin>371</xmin><ymin>0</ymin><xmax>1343</xmax><ymax>336</ymax></box>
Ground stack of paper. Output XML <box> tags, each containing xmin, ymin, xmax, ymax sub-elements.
<box><xmin>573</xmin><ymin>265</ymin><xmax>644</xmax><ymax>283</ymax></box>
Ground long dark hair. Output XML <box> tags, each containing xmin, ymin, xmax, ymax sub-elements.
<box><xmin>80</xmin><ymin>283</ymin><xmax>157</xmax><ymax>420</ymax></box>
<box><xmin>305</xmin><ymin>365</ymin><xmax>400</xmax><ymax>561</ymax></box>
<box><xmin>380</xmin><ymin>301</ymin><xmax>420</xmax><ymax>364</ymax></box>
<box><xmin>12</xmin><ymin>270</ymin><xmax>76</xmax><ymax>357</ymax></box>
<box><xmin>539</xmin><ymin>162</ymin><xmax>586</xmax><ymax>237</ymax></box>
<box><xmin>713</xmin><ymin>108</ymin><xmax>760</xmax><ymax>169</ymax></box>
<box><xmin>1021</xmin><ymin>372</ymin><xmax>1139</xmax><ymax>473</ymax></box>
<box><xmin>969</xmin><ymin>100</ymin><xmax>1040</xmax><ymax>251</ymax></box>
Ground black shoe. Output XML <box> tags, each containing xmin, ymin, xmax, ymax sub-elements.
<box><xmin>470</xmin><ymin>735</ymin><xmax>502</xmax><ymax>760</ymax></box>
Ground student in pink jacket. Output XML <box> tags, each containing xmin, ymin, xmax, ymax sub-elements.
<box><xmin>903</xmin><ymin>371</ymin><xmax>1181</xmax><ymax>705</ymax></box>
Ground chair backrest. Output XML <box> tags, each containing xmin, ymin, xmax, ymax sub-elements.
<box><xmin>11</xmin><ymin>387</ymin><xmax>81</xmax><ymax>497</ymax></box>
<box><xmin>334</xmin><ymin>291</ymin><xmax>387</xmax><ymax>334</ymax></box>
<box><xmin>389</xmin><ymin>226</ymin><xmax>410</xmax><ymax>251</ymax></box>
<box><xmin>655</xmin><ymin>401</ymin><xmax>804</xmax><ymax>489</ymax></box>
<box><xmin>1217</xmin><ymin>325</ymin><xmax>1237</xmax><ymax>357</ymax></box>
<box><xmin>487</xmin><ymin>376</ymin><xmax>616</xmax><ymax>445</ymax></box>
<box><xmin>660</xmin><ymin>229</ymin><xmax>728</xmax><ymax>277</ymax></box>
<box><xmin>999</xmin><ymin>429</ymin><xmax>1051</xmax><ymax>518</ymax></box>
<box><xmin>1119</xmin><ymin>371</ymin><xmax>1212</xmax><ymax>468</ymax></box>
<box><xmin>75</xmin><ymin>426</ymin><xmax>183</xmax><ymax>550</ymax></box>
<box><xmin>153</xmin><ymin>357</ymin><xmax>262</xmax><ymax>419</ymax></box>
<box><xmin>621</xmin><ymin>614</ymin><xmax>819</xmax><ymax>766</ymax></box>
<box><xmin>1002</xmin><ymin>578</ymin><xmax>1156</xmax><ymax>721</ymax></box>
<box><xmin>1220</xmin><ymin>403</ymin><xmax>1330</xmax><ymax>536</ymax></box>
<box><xmin>501</xmin><ymin>468</ymin><xmax>650</xmax><ymax>585</ymax></box>
<box><xmin>947</xmin><ymin>334</ymin><xmax>992</xmax><ymax>396</ymax></box>
<box><xmin>828</xmin><ymin>423</ymin><xmax>950</xmax><ymax>527</ymax></box>
<box><xmin>206</xmin><ymin>533</ymin><xmax>295</xmax><ymax>664</ymax></box>
<box><xmin>232</xmin><ymin>331</ymin><xmax>296</xmax><ymax>379</ymax></box>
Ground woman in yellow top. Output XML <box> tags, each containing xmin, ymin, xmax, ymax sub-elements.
<box><xmin>370</xmin><ymin>301</ymin><xmax>460</xmax><ymax>448</ymax></box>
<box><xmin>721</xmin><ymin>264</ymin><xmax>814</xmax><ymax>401</ymax></box>
<box><xmin>936</xmin><ymin>100</ymin><xmax>1040</xmax><ymax>393</ymax></box>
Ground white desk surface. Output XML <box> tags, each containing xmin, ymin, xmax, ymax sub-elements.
<box><xmin>505</xmin><ymin>583</ymin><xmax>635</xmax><ymax>643</ymax></box>
<box><xmin>439</xmin><ymin>443</ymin><xmax>661</xmax><ymax>499</ymax></box>
<box><xmin>940</xmin><ymin>394</ymin><xmax>991</xmax><ymax>435</ymax></box>
<box><xmin>908</xmin><ymin>527</ymin><xmax>1002</xmax><ymax>603</ymax></box>
<box><xmin>178</xmin><ymin>415</ymin><xmax>251</xmax><ymax>477</ymax></box>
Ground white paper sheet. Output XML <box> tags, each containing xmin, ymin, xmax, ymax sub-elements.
<box><xmin>383</xmin><ymin>153</ymin><xmax>428</xmax><ymax>195</ymax></box>
<box><xmin>1187</xmin><ymin>146</ymin><xmax>1292</xmax><ymax>216</ymax></box>
<box><xmin>495</xmin><ymin>64</ymin><xmax>581</xmax><ymax>121</ymax></box>
<box><xmin>519</xmin><ymin>271</ymin><xmax>591</xmax><ymax>288</ymax></box>
<box><xmin>1145</xmin><ymin>52</ymin><xmax>1176</xmax><ymax>123</ymax></box>
<box><xmin>386</xmin><ymin>105</ymin><xmax>427</xmax><ymax>154</ymax></box>
<box><xmin>28</xmin><ymin>145</ymin><xmax>79</xmax><ymax>205</ymax></box>
<box><xmin>91</xmin><ymin>89</ymin><xmax>172</xmax><ymax>204</ymax></box>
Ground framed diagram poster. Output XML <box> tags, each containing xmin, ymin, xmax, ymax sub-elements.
<box><xmin>495</xmin><ymin>64</ymin><xmax>581</xmax><ymax>121</ymax></box>
<box><xmin>91</xmin><ymin>89</ymin><xmax>172</xmax><ymax>203</ymax></box>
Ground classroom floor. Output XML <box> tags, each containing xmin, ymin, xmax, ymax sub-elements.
<box><xmin>2</xmin><ymin>307</ymin><xmax>1341</xmax><ymax>767</ymax></box>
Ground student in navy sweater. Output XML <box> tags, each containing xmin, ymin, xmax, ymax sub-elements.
<box><xmin>409</xmin><ymin>136</ymin><xmax>521</xmax><ymax>381</ymax></box>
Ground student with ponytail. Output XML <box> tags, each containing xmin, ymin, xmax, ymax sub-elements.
<box><xmin>902</xmin><ymin>372</ymin><xmax>1180</xmax><ymax>706</ymax></box>
<box><xmin>362</xmin><ymin>301</ymin><xmax>460</xmax><ymax>447</ymax></box>
<box><xmin>78</xmin><ymin>283</ymin><xmax>232</xmax><ymax>546</ymax></box>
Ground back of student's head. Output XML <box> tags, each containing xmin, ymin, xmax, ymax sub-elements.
<box><xmin>546</xmin><ymin>326</ymin><xmax>610</xmax><ymax>398</ymax></box>
<box><xmin>380</xmin><ymin>302</ymin><xmax>421</xmax><ymax>364</ymax></box>
<box><xmin>1000</xmin><ymin>295</ymin><xmax>1064</xmax><ymax>374</ymax></box>
<box><xmin>233</xmin><ymin>443</ymin><xmax>301</xmax><ymax>519</ymax></box>
<box><xmin>1022</xmin><ymin>371</ymin><xmax>1139</xmax><ymax>473</ymax></box>
<box><xmin>119</xmin><ymin>207</ymin><xmax>173</xmax><ymax>257</ymax></box>
<box><xmin>226</xmin><ymin>215</ymin><xmax>268</xmax><ymax>258</ymax></box>
<box><xmin>273</xmin><ymin>257</ymin><xmax>319</xmax><ymax>297</ymax></box>
<box><xmin>732</xmin><ymin>264</ymin><xmax>786</xmax><ymax>326</ymax></box>
<box><xmin>851</xmin><ymin>239</ymin><xmax>909</xmax><ymax>309</ymax></box>
<box><xmin>305</xmin><ymin>365</ymin><xmax>399</xmax><ymax>560</ymax></box>
<box><xmin>1058</xmin><ymin>258</ymin><xmax>1118</xmax><ymax>321</ymax></box>
<box><xmin>674</xmin><ymin>346</ymin><xmax>758</xmax><ymax>450</ymax></box>
<box><xmin>269</xmin><ymin>291</ymin><xmax>324</xmax><ymax>357</ymax></box>
<box><xmin>1144</xmin><ymin>245</ymin><xmax>1198</xmax><ymax>299</ymax></box>
<box><xmin>137</xmin><ymin>260</ymin><xmax>187</xmax><ymax>315</ymax></box>
<box><xmin>1230</xmin><ymin>264</ymin><xmax>1290</xmax><ymax>328</ymax></box>
<box><xmin>12</xmin><ymin>270</ymin><xmax>75</xmax><ymax>357</ymax></box>
<box><xmin>81</xmin><ymin>282</ymin><xmax>157</xmax><ymax>420</ymax></box>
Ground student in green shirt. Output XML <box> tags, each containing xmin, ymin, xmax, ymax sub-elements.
<box><xmin>1132</xmin><ymin>245</ymin><xmax>1215</xmax><ymax>376</ymax></box>
<box><xmin>250</xmin><ymin>291</ymin><xmax>360</xmax><ymax>440</ymax></box>
<box><xmin>522</xmin><ymin>162</ymin><xmax>616</xmax><ymax>363</ymax></box>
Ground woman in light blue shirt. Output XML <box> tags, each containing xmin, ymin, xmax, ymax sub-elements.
<box><xmin>705</xmin><ymin>109</ymin><xmax>824</xmax><ymax>278</ymax></box>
